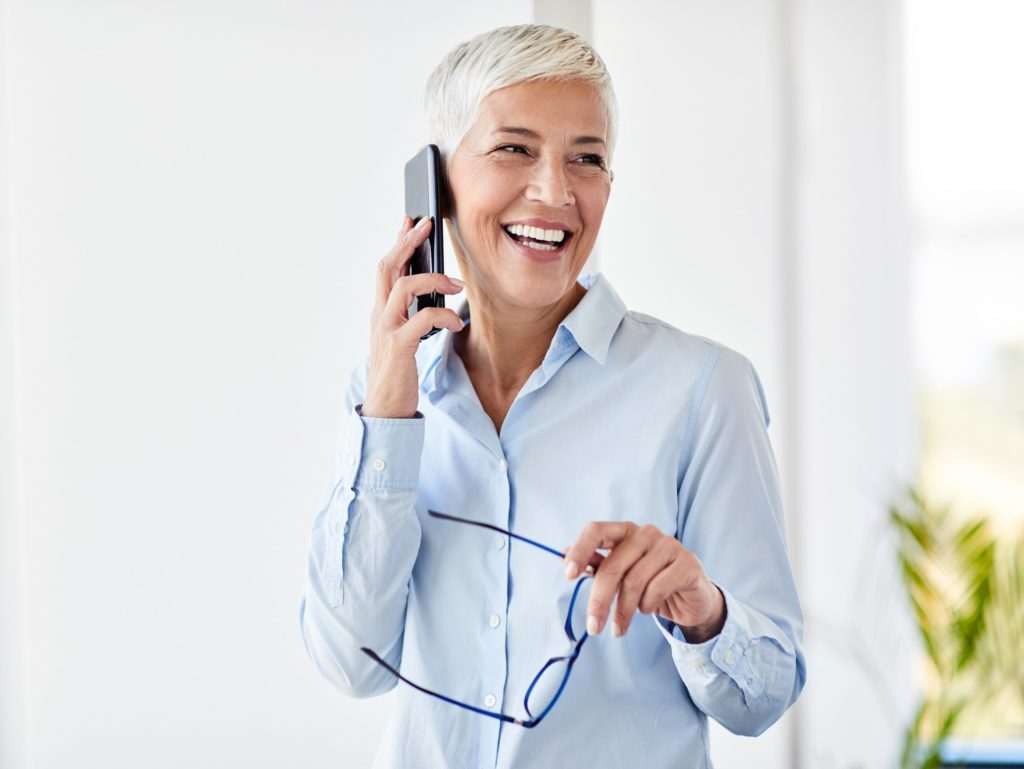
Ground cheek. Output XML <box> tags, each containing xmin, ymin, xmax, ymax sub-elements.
<box><xmin>466</xmin><ymin>163</ymin><xmax>526</xmax><ymax>208</ymax></box>
<box><xmin>458</xmin><ymin>163</ymin><xmax>512</xmax><ymax>202</ymax></box>
<box><xmin>581</xmin><ymin>188</ymin><xmax>611</xmax><ymax>230</ymax></box>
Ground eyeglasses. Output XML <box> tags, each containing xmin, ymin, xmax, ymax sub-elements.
<box><xmin>360</xmin><ymin>508</ymin><xmax>594</xmax><ymax>728</ymax></box>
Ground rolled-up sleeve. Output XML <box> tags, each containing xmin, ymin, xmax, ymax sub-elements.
<box><xmin>299</xmin><ymin>362</ymin><xmax>425</xmax><ymax>699</ymax></box>
<box><xmin>654</xmin><ymin>345</ymin><xmax>806</xmax><ymax>737</ymax></box>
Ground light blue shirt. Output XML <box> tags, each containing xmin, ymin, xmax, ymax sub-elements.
<box><xmin>300</xmin><ymin>272</ymin><xmax>806</xmax><ymax>769</ymax></box>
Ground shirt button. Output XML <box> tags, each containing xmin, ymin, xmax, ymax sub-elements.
<box><xmin>498</xmin><ymin>459</ymin><xmax>508</xmax><ymax>472</ymax></box>
<box><xmin>484</xmin><ymin>693</ymin><xmax>497</xmax><ymax>708</ymax></box>
<box><xmin>495</xmin><ymin>535</ymin><xmax>506</xmax><ymax>550</ymax></box>
<box><xmin>489</xmin><ymin>614</ymin><xmax>501</xmax><ymax>628</ymax></box>
<box><xmin>724</xmin><ymin>650</ymin><xmax>734</xmax><ymax>663</ymax></box>
<box><xmin>371</xmin><ymin>458</ymin><xmax>386</xmax><ymax>472</ymax></box>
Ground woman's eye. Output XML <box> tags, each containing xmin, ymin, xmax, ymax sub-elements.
<box><xmin>576</xmin><ymin>154</ymin><xmax>606</xmax><ymax>168</ymax></box>
<box><xmin>497</xmin><ymin>144</ymin><xmax>529</xmax><ymax>155</ymax></box>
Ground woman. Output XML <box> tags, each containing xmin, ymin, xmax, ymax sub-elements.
<box><xmin>300</xmin><ymin>24</ymin><xmax>805</xmax><ymax>768</ymax></box>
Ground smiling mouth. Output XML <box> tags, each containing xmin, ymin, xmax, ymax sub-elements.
<box><xmin>501</xmin><ymin>224</ymin><xmax>573</xmax><ymax>253</ymax></box>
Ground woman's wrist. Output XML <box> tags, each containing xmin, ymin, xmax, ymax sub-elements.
<box><xmin>359</xmin><ymin>399</ymin><xmax>417</xmax><ymax>420</ymax></box>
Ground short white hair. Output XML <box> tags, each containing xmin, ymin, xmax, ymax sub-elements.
<box><xmin>424</xmin><ymin>24</ymin><xmax>618</xmax><ymax>171</ymax></box>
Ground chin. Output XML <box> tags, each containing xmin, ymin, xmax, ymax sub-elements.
<box><xmin>494</xmin><ymin>268</ymin><xmax>582</xmax><ymax>309</ymax></box>
<box><xmin>456</xmin><ymin>237</ymin><xmax>587</xmax><ymax>309</ymax></box>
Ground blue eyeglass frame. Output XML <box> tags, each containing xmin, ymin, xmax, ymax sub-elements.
<box><xmin>360</xmin><ymin>508</ymin><xmax>593</xmax><ymax>728</ymax></box>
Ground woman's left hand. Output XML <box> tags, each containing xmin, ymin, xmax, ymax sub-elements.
<box><xmin>563</xmin><ymin>522</ymin><xmax>726</xmax><ymax>643</ymax></box>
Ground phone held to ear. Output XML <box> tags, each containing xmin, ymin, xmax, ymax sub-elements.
<box><xmin>404</xmin><ymin>144</ymin><xmax>446</xmax><ymax>339</ymax></box>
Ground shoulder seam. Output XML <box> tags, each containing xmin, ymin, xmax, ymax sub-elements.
<box><xmin>676</xmin><ymin>343</ymin><xmax>724</xmax><ymax>538</ymax></box>
<box><xmin>680</xmin><ymin>343</ymin><xmax>724</xmax><ymax>468</ymax></box>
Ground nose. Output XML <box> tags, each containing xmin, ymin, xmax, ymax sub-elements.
<box><xmin>526</xmin><ymin>156</ymin><xmax>575</xmax><ymax>207</ymax></box>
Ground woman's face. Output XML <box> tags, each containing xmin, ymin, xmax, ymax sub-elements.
<box><xmin>445</xmin><ymin>78</ymin><xmax>612</xmax><ymax>312</ymax></box>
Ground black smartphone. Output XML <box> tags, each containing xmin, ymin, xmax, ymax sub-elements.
<box><xmin>404</xmin><ymin>144</ymin><xmax>446</xmax><ymax>338</ymax></box>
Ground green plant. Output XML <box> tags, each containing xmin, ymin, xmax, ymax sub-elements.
<box><xmin>890</xmin><ymin>489</ymin><xmax>1024</xmax><ymax>769</ymax></box>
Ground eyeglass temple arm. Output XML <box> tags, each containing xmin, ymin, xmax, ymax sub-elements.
<box><xmin>427</xmin><ymin>509</ymin><xmax>566</xmax><ymax>559</ymax></box>
<box><xmin>359</xmin><ymin>647</ymin><xmax>534</xmax><ymax>727</ymax></box>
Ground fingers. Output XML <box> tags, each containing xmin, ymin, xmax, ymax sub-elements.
<box><xmin>382</xmin><ymin>272</ymin><xmax>464</xmax><ymax>328</ymax></box>
<box><xmin>562</xmin><ymin>521</ymin><xmax>637</xmax><ymax>580</ymax></box>
<box><xmin>612</xmin><ymin>537</ymin><xmax>679</xmax><ymax>634</ymax></box>
<box><xmin>396</xmin><ymin>306</ymin><xmax>465</xmax><ymax>343</ymax></box>
<box><xmin>579</xmin><ymin>523</ymin><xmax>664</xmax><ymax>637</ymax></box>
<box><xmin>375</xmin><ymin>216</ymin><xmax>433</xmax><ymax>311</ymax></box>
<box><xmin>640</xmin><ymin>563</ymin><xmax>691</xmax><ymax>617</ymax></box>
<box><xmin>563</xmin><ymin>522</ymin><xmax>694</xmax><ymax>638</ymax></box>
<box><xmin>643</xmin><ymin>554</ymin><xmax>718</xmax><ymax>627</ymax></box>
<box><xmin>362</xmin><ymin>215</ymin><xmax>461</xmax><ymax>420</ymax></box>
<box><xmin>582</xmin><ymin>550</ymin><xmax>605</xmax><ymax>575</ymax></box>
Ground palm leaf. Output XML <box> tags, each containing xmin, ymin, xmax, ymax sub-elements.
<box><xmin>888</xmin><ymin>487</ymin><xmax>1023</xmax><ymax>768</ymax></box>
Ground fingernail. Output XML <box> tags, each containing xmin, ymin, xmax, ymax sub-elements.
<box><xmin>449</xmin><ymin>276</ymin><xmax>464</xmax><ymax>287</ymax></box>
<box><xmin>564</xmin><ymin>560</ymin><xmax>579</xmax><ymax>580</ymax></box>
<box><xmin>416</xmin><ymin>216</ymin><xmax>431</xmax><ymax>229</ymax></box>
<box><xmin>611</xmin><ymin>622</ymin><xmax>623</xmax><ymax>638</ymax></box>
<box><xmin>587</xmin><ymin>615</ymin><xmax>601</xmax><ymax>636</ymax></box>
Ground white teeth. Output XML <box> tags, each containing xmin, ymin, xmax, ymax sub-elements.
<box><xmin>503</xmin><ymin>223</ymin><xmax>567</xmax><ymax>243</ymax></box>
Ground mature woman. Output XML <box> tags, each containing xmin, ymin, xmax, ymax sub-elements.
<box><xmin>300</xmin><ymin>24</ymin><xmax>805</xmax><ymax>768</ymax></box>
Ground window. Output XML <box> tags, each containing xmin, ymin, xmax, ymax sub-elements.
<box><xmin>906</xmin><ymin>0</ymin><xmax>1024</xmax><ymax>750</ymax></box>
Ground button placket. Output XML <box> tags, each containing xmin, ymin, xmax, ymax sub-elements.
<box><xmin>481</xmin><ymin>448</ymin><xmax>510</xmax><ymax>730</ymax></box>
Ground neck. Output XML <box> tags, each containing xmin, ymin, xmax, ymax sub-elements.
<box><xmin>455</xmin><ymin>281</ymin><xmax>586</xmax><ymax>393</ymax></box>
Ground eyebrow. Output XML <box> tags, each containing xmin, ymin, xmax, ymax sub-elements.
<box><xmin>493</xmin><ymin>127</ymin><xmax>606</xmax><ymax>148</ymax></box>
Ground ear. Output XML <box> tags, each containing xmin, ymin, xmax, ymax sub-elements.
<box><xmin>609</xmin><ymin>170</ymin><xmax>615</xmax><ymax>183</ymax></box>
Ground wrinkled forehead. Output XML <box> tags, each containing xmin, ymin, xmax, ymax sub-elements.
<box><xmin>470</xmin><ymin>80</ymin><xmax>610</xmax><ymax>146</ymax></box>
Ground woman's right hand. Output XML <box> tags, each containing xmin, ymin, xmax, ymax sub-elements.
<box><xmin>360</xmin><ymin>215</ymin><xmax>466</xmax><ymax>419</ymax></box>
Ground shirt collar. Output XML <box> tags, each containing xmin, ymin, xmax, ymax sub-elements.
<box><xmin>417</xmin><ymin>271</ymin><xmax>627</xmax><ymax>394</ymax></box>
<box><xmin>558</xmin><ymin>271</ymin><xmax>627</xmax><ymax>365</ymax></box>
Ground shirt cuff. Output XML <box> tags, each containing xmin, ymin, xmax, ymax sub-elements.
<box><xmin>652</xmin><ymin>584</ymin><xmax>772</xmax><ymax>710</ymax></box>
<box><xmin>318</xmin><ymin>405</ymin><xmax>424</xmax><ymax>607</ymax></box>
<box><xmin>340</xmin><ymin>404</ymin><xmax>425</xmax><ymax>491</ymax></box>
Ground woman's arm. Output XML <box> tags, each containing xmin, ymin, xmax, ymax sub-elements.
<box><xmin>661</xmin><ymin>345</ymin><xmax>806</xmax><ymax>736</ymax></box>
<box><xmin>298</xmin><ymin>361</ymin><xmax>425</xmax><ymax>698</ymax></box>
<box><xmin>562</xmin><ymin>344</ymin><xmax>806</xmax><ymax>736</ymax></box>
<box><xmin>299</xmin><ymin>215</ymin><xmax>464</xmax><ymax>698</ymax></box>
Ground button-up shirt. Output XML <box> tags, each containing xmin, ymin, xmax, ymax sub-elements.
<box><xmin>300</xmin><ymin>272</ymin><xmax>806</xmax><ymax>769</ymax></box>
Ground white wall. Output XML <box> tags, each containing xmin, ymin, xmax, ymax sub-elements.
<box><xmin>791</xmin><ymin>1</ymin><xmax>919</xmax><ymax>766</ymax></box>
<box><xmin>1</xmin><ymin>3</ymin><xmax>527</xmax><ymax>768</ymax></box>
<box><xmin>1</xmin><ymin>1</ymin><xmax>916</xmax><ymax>767</ymax></box>
<box><xmin>1</xmin><ymin>0</ymin><xmax>30</xmax><ymax>766</ymax></box>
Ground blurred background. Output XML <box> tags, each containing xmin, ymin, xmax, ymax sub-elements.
<box><xmin>1</xmin><ymin>0</ymin><xmax>1021</xmax><ymax>767</ymax></box>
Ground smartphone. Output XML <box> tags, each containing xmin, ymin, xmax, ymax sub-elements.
<box><xmin>404</xmin><ymin>144</ymin><xmax>446</xmax><ymax>338</ymax></box>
